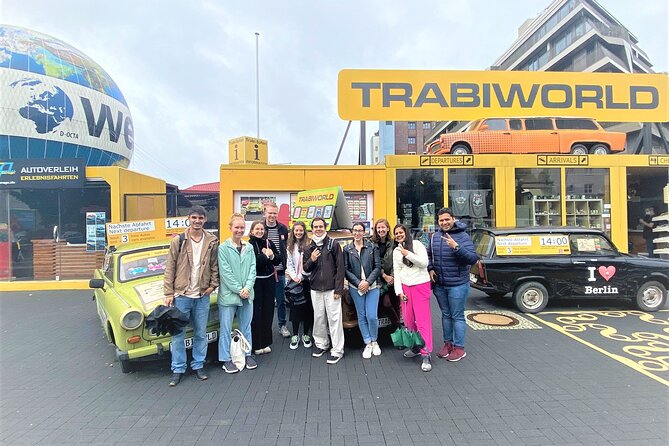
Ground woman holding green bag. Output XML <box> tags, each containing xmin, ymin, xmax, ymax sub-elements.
<box><xmin>392</xmin><ymin>224</ymin><xmax>433</xmax><ymax>372</ymax></box>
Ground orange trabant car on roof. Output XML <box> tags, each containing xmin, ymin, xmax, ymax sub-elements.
<box><xmin>426</xmin><ymin>117</ymin><xmax>626</xmax><ymax>155</ymax></box>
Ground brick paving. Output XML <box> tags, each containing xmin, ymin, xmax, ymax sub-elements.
<box><xmin>1</xmin><ymin>290</ymin><xmax>667</xmax><ymax>445</ymax></box>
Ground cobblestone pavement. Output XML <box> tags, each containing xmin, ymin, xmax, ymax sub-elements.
<box><xmin>1</xmin><ymin>290</ymin><xmax>667</xmax><ymax>445</ymax></box>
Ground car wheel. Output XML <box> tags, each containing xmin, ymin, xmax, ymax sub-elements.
<box><xmin>590</xmin><ymin>144</ymin><xmax>609</xmax><ymax>155</ymax></box>
<box><xmin>635</xmin><ymin>281</ymin><xmax>667</xmax><ymax>312</ymax></box>
<box><xmin>570</xmin><ymin>144</ymin><xmax>588</xmax><ymax>155</ymax></box>
<box><xmin>451</xmin><ymin>144</ymin><xmax>471</xmax><ymax>155</ymax></box>
<box><xmin>513</xmin><ymin>281</ymin><xmax>549</xmax><ymax>313</ymax></box>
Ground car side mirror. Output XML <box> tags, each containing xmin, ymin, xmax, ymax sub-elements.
<box><xmin>89</xmin><ymin>278</ymin><xmax>105</xmax><ymax>290</ymax></box>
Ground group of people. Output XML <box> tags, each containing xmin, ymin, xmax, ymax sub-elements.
<box><xmin>162</xmin><ymin>203</ymin><xmax>479</xmax><ymax>386</ymax></box>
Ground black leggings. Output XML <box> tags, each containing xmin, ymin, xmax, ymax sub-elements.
<box><xmin>252</xmin><ymin>276</ymin><xmax>275</xmax><ymax>350</ymax></box>
<box><xmin>290</xmin><ymin>281</ymin><xmax>313</xmax><ymax>336</ymax></box>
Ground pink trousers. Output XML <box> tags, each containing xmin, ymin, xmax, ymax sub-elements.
<box><xmin>402</xmin><ymin>281</ymin><xmax>433</xmax><ymax>355</ymax></box>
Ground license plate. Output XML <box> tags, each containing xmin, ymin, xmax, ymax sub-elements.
<box><xmin>470</xmin><ymin>273</ymin><xmax>478</xmax><ymax>283</ymax></box>
<box><xmin>378</xmin><ymin>317</ymin><xmax>391</xmax><ymax>328</ymax></box>
<box><xmin>174</xmin><ymin>330</ymin><xmax>218</xmax><ymax>350</ymax></box>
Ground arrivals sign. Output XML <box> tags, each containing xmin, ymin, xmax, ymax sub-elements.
<box><xmin>338</xmin><ymin>70</ymin><xmax>669</xmax><ymax>122</ymax></box>
<box><xmin>106</xmin><ymin>217</ymin><xmax>190</xmax><ymax>246</ymax></box>
<box><xmin>0</xmin><ymin>158</ymin><xmax>85</xmax><ymax>189</ymax></box>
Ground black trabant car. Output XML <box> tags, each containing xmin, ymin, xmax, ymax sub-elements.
<box><xmin>470</xmin><ymin>227</ymin><xmax>668</xmax><ymax>313</ymax></box>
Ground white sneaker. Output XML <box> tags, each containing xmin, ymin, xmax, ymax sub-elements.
<box><xmin>371</xmin><ymin>342</ymin><xmax>381</xmax><ymax>356</ymax></box>
<box><xmin>362</xmin><ymin>344</ymin><xmax>373</xmax><ymax>359</ymax></box>
<box><xmin>279</xmin><ymin>325</ymin><xmax>291</xmax><ymax>338</ymax></box>
<box><xmin>263</xmin><ymin>346</ymin><xmax>272</xmax><ymax>354</ymax></box>
<box><xmin>421</xmin><ymin>355</ymin><xmax>432</xmax><ymax>372</ymax></box>
<box><xmin>254</xmin><ymin>349</ymin><xmax>265</xmax><ymax>355</ymax></box>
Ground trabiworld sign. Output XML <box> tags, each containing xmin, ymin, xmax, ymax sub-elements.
<box><xmin>337</xmin><ymin>70</ymin><xmax>669</xmax><ymax>122</ymax></box>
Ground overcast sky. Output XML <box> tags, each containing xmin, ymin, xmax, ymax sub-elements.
<box><xmin>3</xmin><ymin>0</ymin><xmax>667</xmax><ymax>188</ymax></box>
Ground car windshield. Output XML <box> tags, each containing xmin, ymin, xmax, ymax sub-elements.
<box><xmin>118</xmin><ymin>248</ymin><xmax>169</xmax><ymax>282</ymax></box>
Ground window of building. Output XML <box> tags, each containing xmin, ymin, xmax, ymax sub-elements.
<box><xmin>408</xmin><ymin>122</ymin><xmax>416</xmax><ymax>130</ymax></box>
<box><xmin>626</xmin><ymin>167</ymin><xmax>666</xmax><ymax>256</ymax></box>
<box><xmin>408</xmin><ymin>137</ymin><xmax>416</xmax><ymax>144</ymax></box>
<box><xmin>566</xmin><ymin>169</ymin><xmax>610</xmax><ymax>233</ymax></box>
<box><xmin>423</xmin><ymin>122</ymin><xmax>432</xmax><ymax>129</ymax></box>
<box><xmin>385</xmin><ymin>121</ymin><xmax>392</xmax><ymax>125</ymax></box>
<box><xmin>396</xmin><ymin>169</ymin><xmax>444</xmax><ymax>242</ymax></box>
<box><xmin>448</xmin><ymin>168</ymin><xmax>495</xmax><ymax>230</ymax></box>
<box><xmin>515</xmin><ymin>168</ymin><xmax>561</xmax><ymax>227</ymax></box>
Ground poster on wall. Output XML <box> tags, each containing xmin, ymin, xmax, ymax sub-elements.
<box><xmin>345</xmin><ymin>193</ymin><xmax>369</xmax><ymax>222</ymax></box>
<box><xmin>234</xmin><ymin>192</ymin><xmax>292</xmax><ymax>233</ymax></box>
<box><xmin>292</xmin><ymin>187</ymin><xmax>352</xmax><ymax>230</ymax></box>
<box><xmin>86</xmin><ymin>212</ymin><xmax>106</xmax><ymax>252</ymax></box>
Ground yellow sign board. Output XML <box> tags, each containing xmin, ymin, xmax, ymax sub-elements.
<box><xmin>338</xmin><ymin>70</ymin><xmax>669</xmax><ymax>122</ymax></box>
<box><xmin>537</xmin><ymin>155</ymin><xmax>588</xmax><ymax>166</ymax></box>
<box><xmin>291</xmin><ymin>186</ymin><xmax>352</xmax><ymax>230</ymax></box>
<box><xmin>495</xmin><ymin>235</ymin><xmax>571</xmax><ymax>256</ymax></box>
<box><xmin>420</xmin><ymin>155</ymin><xmax>474</xmax><ymax>166</ymax></box>
<box><xmin>228</xmin><ymin>136</ymin><xmax>268</xmax><ymax>165</ymax></box>
<box><xmin>649</xmin><ymin>155</ymin><xmax>669</xmax><ymax>166</ymax></box>
<box><xmin>106</xmin><ymin>217</ymin><xmax>189</xmax><ymax>245</ymax></box>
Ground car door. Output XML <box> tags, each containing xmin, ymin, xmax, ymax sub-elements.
<box><xmin>512</xmin><ymin>118</ymin><xmax>560</xmax><ymax>153</ymax></box>
<box><xmin>568</xmin><ymin>233</ymin><xmax>631</xmax><ymax>298</ymax></box>
<box><xmin>477</xmin><ymin>118</ymin><xmax>512</xmax><ymax>153</ymax></box>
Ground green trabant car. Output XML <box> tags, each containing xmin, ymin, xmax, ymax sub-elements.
<box><xmin>89</xmin><ymin>240</ymin><xmax>218</xmax><ymax>373</ymax></box>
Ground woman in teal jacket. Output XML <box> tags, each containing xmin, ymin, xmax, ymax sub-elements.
<box><xmin>218</xmin><ymin>214</ymin><xmax>257</xmax><ymax>374</ymax></box>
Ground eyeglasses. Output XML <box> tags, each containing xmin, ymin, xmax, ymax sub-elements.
<box><xmin>352</xmin><ymin>229</ymin><xmax>365</xmax><ymax>233</ymax></box>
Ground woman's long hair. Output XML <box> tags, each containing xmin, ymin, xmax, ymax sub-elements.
<box><xmin>393</xmin><ymin>223</ymin><xmax>415</xmax><ymax>267</ymax></box>
<box><xmin>371</xmin><ymin>218</ymin><xmax>392</xmax><ymax>244</ymax></box>
<box><xmin>287</xmin><ymin>221</ymin><xmax>310</xmax><ymax>254</ymax></box>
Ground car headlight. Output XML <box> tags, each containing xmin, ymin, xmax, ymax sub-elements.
<box><xmin>120</xmin><ymin>310</ymin><xmax>144</xmax><ymax>330</ymax></box>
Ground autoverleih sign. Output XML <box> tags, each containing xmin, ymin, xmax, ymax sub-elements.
<box><xmin>0</xmin><ymin>158</ymin><xmax>85</xmax><ymax>189</ymax></box>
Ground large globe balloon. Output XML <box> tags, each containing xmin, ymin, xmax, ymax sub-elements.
<box><xmin>0</xmin><ymin>25</ymin><xmax>133</xmax><ymax>167</ymax></box>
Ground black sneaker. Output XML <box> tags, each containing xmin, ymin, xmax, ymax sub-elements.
<box><xmin>168</xmin><ymin>373</ymin><xmax>182</xmax><ymax>387</ymax></box>
<box><xmin>245</xmin><ymin>356</ymin><xmax>258</xmax><ymax>370</ymax></box>
<box><xmin>326</xmin><ymin>354</ymin><xmax>342</xmax><ymax>365</ymax></box>
<box><xmin>222</xmin><ymin>361</ymin><xmax>239</xmax><ymax>374</ymax></box>
<box><xmin>403</xmin><ymin>347</ymin><xmax>421</xmax><ymax>358</ymax></box>
<box><xmin>312</xmin><ymin>347</ymin><xmax>327</xmax><ymax>358</ymax></box>
<box><xmin>194</xmin><ymin>369</ymin><xmax>208</xmax><ymax>381</ymax></box>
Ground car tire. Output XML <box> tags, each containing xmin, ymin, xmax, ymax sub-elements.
<box><xmin>513</xmin><ymin>281</ymin><xmax>549</xmax><ymax>313</ymax></box>
<box><xmin>590</xmin><ymin>144</ymin><xmax>609</xmax><ymax>155</ymax></box>
<box><xmin>451</xmin><ymin>144</ymin><xmax>471</xmax><ymax>155</ymax></box>
<box><xmin>570</xmin><ymin>144</ymin><xmax>588</xmax><ymax>155</ymax></box>
<box><xmin>635</xmin><ymin>281</ymin><xmax>667</xmax><ymax>312</ymax></box>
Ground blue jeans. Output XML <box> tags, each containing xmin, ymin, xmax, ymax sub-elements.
<box><xmin>349</xmin><ymin>286</ymin><xmax>380</xmax><ymax>344</ymax></box>
<box><xmin>433</xmin><ymin>283</ymin><xmax>470</xmax><ymax>348</ymax></box>
<box><xmin>218</xmin><ymin>301</ymin><xmax>253</xmax><ymax>362</ymax></box>
<box><xmin>171</xmin><ymin>295</ymin><xmax>210</xmax><ymax>373</ymax></box>
<box><xmin>275</xmin><ymin>272</ymin><xmax>286</xmax><ymax>327</ymax></box>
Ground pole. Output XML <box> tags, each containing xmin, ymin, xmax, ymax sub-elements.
<box><xmin>334</xmin><ymin>121</ymin><xmax>352</xmax><ymax>165</ymax></box>
<box><xmin>255</xmin><ymin>32</ymin><xmax>260</xmax><ymax>138</ymax></box>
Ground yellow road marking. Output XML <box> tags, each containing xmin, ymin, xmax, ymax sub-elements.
<box><xmin>528</xmin><ymin>313</ymin><xmax>669</xmax><ymax>388</ymax></box>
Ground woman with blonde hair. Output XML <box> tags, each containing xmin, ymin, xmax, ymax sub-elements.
<box><xmin>218</xmin><ymin>214</ymin><xmax>257</xmax><ymax>374</ymax></box>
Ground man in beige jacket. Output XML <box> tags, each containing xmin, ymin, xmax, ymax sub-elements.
<box><xmin>163</xmin><ymin>206</ymin><xmax>219</xmax><ymax>386</ymax></box>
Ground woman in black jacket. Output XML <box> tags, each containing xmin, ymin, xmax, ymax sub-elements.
<box><xmin>248</xmin><ymin>220</ymin><xmax>282</xmax><ymax>355</ymax></box>
<box><xmin>343</xmin><ymin>222</ymin><xmax>382</xmax><ymax>359</ymax></box>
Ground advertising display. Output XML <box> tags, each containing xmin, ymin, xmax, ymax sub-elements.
<box><xmin>338</xmin><ymin>69</ymin><xmax>669</xmax><ymax>122</ymax></box>
<box><xmin>106</xmin><ymin>217</ymin><xmax>189</xmax><ymax>246</ymax></box>
<box><xmin>0</xmin><ymin>158</ymin><xmax>85</xmax><ymax>189</ymax></box>
<box><xmin>291</xmin><ymin>187</ymin><xmax>352</xmax><ymax>230</ymax></box>
<box><xmin>86</xmin><ymin>212</ymin><xmax>107</xmax><ymax>252</ymax></box>
<box><xmin>494</xmin><ymin>234</ymin><xmax>571</xmax><ymax>256</ymax></box>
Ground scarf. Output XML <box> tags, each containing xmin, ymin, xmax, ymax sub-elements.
<box><xmin>312</xmin><ymin>234</ymin><xmax>326</xmax><ymax>246</ymax></box>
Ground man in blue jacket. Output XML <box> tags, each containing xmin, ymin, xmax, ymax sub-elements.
<box><xmin>427</xmin><ymin>208</ymin><xmax>479</xmax><ymax>362</ymax></box>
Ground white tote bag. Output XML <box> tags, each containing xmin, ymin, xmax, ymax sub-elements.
<box><xmin>230</xmin><ymin>329</ymin><xmax>251</xmax><ymax>371</ymax></box>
